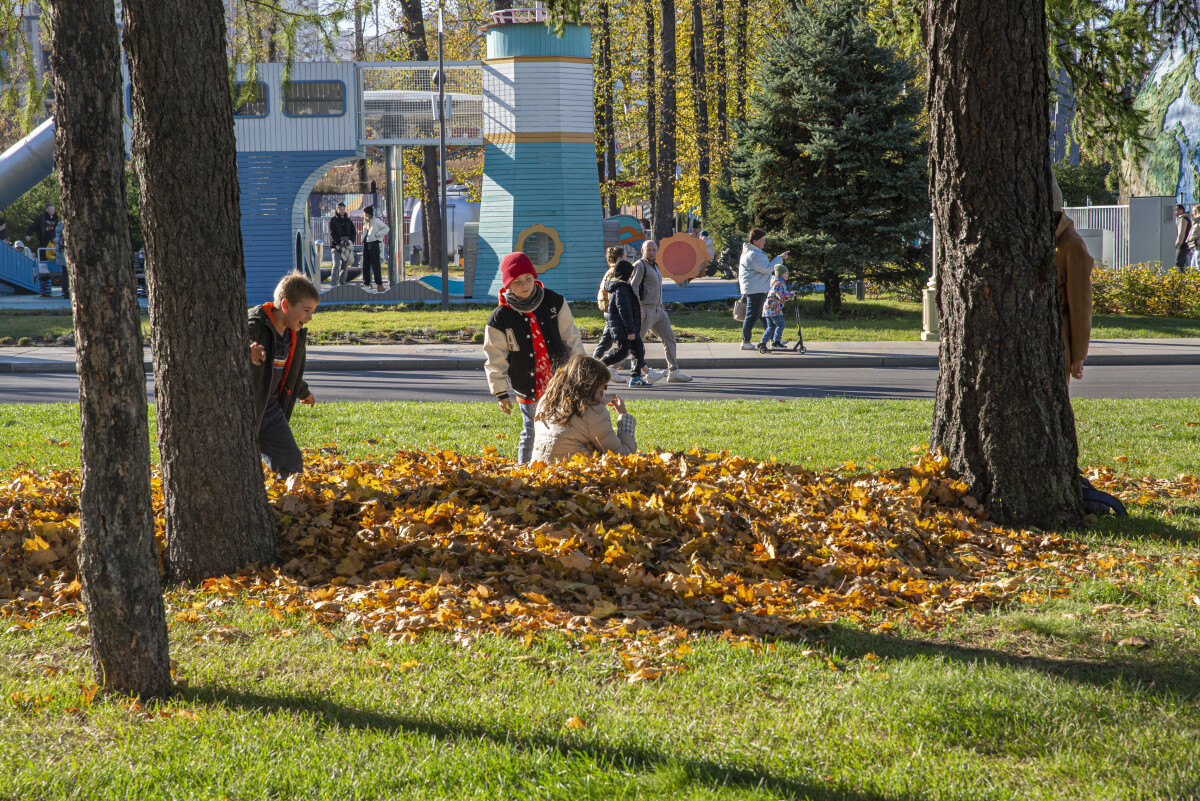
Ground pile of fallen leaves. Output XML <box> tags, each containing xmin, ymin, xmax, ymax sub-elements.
<box><xmin>1</xmin><ymin>449</ymin><xmax>1113</xmax><ymax>646</ymax></box>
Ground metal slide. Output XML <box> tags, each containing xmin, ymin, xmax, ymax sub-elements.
<box><xmin>0</xmin><ymin>118</ymin><xmax>55</xmax><ymax>293</ymax></box>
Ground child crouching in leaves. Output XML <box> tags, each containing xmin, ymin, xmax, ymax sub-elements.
<box><xmin>531</xmin><ymin>354</ymin><xmax>637</xmax><ymax>464</ymax></box>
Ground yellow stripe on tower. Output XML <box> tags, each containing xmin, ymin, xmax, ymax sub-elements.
<box><xmin>483</xmin><ymin>132</ymin><xmax>595</xmax><ymax>144</ymax></box>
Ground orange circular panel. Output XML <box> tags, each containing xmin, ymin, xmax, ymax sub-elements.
<box><xmin>657</xmin><ymin>233</ymin><xmax>707</xmax><ymax>285</ymax></box>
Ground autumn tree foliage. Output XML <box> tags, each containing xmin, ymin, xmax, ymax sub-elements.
<box><xmin>725</xmin><ymin>0</ymin><xmax>927</xmax><ymax>314</ymax></box>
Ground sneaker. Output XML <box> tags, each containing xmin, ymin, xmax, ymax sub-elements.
<box><xmin>363</xmin><ymin>285</ymin><xmax>376</xmax><ymax>293</ymax></box>
<box><xmin>740</xmin><ymin>342</ymin><xmax>757</xmax><ymax>351</ymax></box>
<box><xmin>609</xmin><ymin>366</ymin><xmax>622</xmax><ymax>381</ymax></box>
<box><xmin>772</xmin><ymin>341</ymin><xmax>789</xmax><ymax>350</ymax></box>
<box><xmin>757</xmin><ymin>342</ymin><xmax>769</xmax><ymax>354</ymax></box>
<box><xmin>644</xmin><ymin>367</ymin><xmax>668</xmax><ymax>382</ymax></box>
<box><xmin>375</xmin><ymin>285</ymin><xmax>386</xmax><ymax>293</ymax></box>
<box><xmin>667</xmin><ymin>370</ymin><xmax>693</xmax><ymax>383</ymax></box>
<box><xmin>628</xmin><ymin>375</ymin><xmax>651</xmax><ymax>388</ymax></box>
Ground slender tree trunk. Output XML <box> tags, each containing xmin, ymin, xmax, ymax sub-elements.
<box><xmin>46</xmin><ymin>0</ymin><xmax>172</xmax><ymax>698</ymax></box>
<box><xmin>925</xmin><ymin>0</ymin><xmax>1082</xmax><ymax>527</ymax></box>
<box><xmin>652</xmin><ymin>0</ymin><xmax>676</xmax><ymax>241</ymax></box>
<box><xmin>735</xmin><ymin>0</ymin><xmax>748</xmax><ymax>120</ymax></box>
<box><xmin>493</xmin><ymin>0</ymin><xmax>513</xmax><ymax>10</ymax></box>
<box><xmin>354</xmin><ymin>4</ymin><xmax>368</xmax><ymax>191</ymax></box>
<box><xmin>714</xmin><ymin>0</ymin><xmax>728</xmax><ymax>178</ymax></box>
<box><xmin>599</xmin><ymin>0</ymin><xmax>617</xmax><ymax>216</ymax></box>
<box><xmin>124</xmin><ymin>0</ymin><xmax>277</xmax><ymax>582</ymax></box>
<box><xmin>691</xmin><ymin>0</ymin><xmax>709</xmax><ymax>220</ymax></box>
<box><xmin>645</xmin><ymin>0</ymin><xmax>657</xmax><ymax>226</ymax></box>
<box><xmin>822</xmin><ymin>269</ymin><xmax>841</xmax><ymax>315</ymax></box>
<box><xmin>400</xmin><ymin>0</ymin><xmax>443</xmax><ymax>269</ymax></box>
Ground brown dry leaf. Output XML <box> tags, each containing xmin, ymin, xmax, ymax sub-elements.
<box><xmin>627</xmin><ymin>667</ymin><xmax>664</xmax><ymax>683</ymax></box>
<box><xmin>1118</xmin><ymin>636</ymin><xmax>1152</xmax><ymax>649</ymax></box>
<box><xmin>203</xmin><ymin>626</ymin><xmax>251</xmax><ymax>643</ymax></box>
<box><xmin>589</xmin><ymin>601</ymin><xmax>619</xmax><ymax>620</ymax></box>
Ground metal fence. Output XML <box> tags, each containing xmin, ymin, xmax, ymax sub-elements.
<box><xmin>358</xmin><ymin>62</ymin><xmax>483</xmax><ymax>145</ymax></box>
<box><xmin>1063</xmin><ymin>204</ymin><xmax>1129</xmax><ymax>267</ymax></box>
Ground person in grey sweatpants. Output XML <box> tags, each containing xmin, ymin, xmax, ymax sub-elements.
<box><xmin>630</xmin><ymin>240</ymin><xmax>693</xmax><ymax>383</ymax></box>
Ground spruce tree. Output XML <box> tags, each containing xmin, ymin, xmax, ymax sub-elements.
<box><xmin>727</xmin><ymin>0</ymin><xmax>927</xmax><ymax>314</ymax></box>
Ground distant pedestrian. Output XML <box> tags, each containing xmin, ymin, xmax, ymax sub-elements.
<box><xmin>598</xmin><ymin>259</ymin><xmax>656</xmax><ymax>388</ymax></box>
<box><xmin>1189</xmin><ymin>207</ymin><xmax>1200</xmax><ymax>270</ymax></box>
<box><xmin>757</xmin><ymin>263</ymin><xmax>796</xmax><ymax>353</ymax></box>
<box><xmin>328</xmin><ymin>202</ymin><xmax>358</xmax><ymax>287</ymax></box>
<box><xmin>631</xmin><ymin>240</ymin><xmax>692</xmax><ymax>382</ymax></box>
<box><xmin>1053</xmin><ymin>176</ymin><xmax>1092</xmax><ymax>382</ymax></box>
<box><xmin>593</xmin><ymin>246</ymin><xmax>625</xmax><ymax>379</ymax></box>
<box><xmin>26</xmin><ymin>203</ymin><xmax>58</xmax><ymax>251</ymax></box>
<box><xmin>1175</xmin><ymin>204</ymin><xmax>1191</xmax><ymax>271</ymax></box>
<box><xmin>361</xmin><ymin>205</ymin><xmax>389</xmax><ymax>293</ymax></box>
<box><xmin>738</xmin><ymin>228</ymin><xmax>789</xmax><ymax>350</ymax></box>
<box><xmin>55</xmin><ymin>219</ymin><xmax>67</xmax><ymax>300</ymax></box>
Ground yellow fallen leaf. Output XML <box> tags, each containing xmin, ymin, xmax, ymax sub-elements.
<box><xmin>590</xmin><ymin>601</ymin><xmax>619</xmax><ymax>620</ymax></box>
<box><xmin>564</xmin><ymin>715</ymin><xmax>586</xmax><ymax>729</ymax></box>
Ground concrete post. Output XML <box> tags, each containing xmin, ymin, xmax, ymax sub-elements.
<box><xmin>921</xmin><ymin>216</ymin><xmax>939</xmax><ymax>342</ymax></box>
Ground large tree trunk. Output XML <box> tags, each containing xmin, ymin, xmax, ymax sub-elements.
<box><xmin>124</xmin><ymin>0</ymin><xmax>277</xmax><ymax>581</ymax></box>
<box><xmin>691</xmin><ymin>0</ymin><xmax>709</xmax><ymax>220</ymax></box>
<box><xmin>714</xmin><ymin>0</ymin><xmax>728</xmax><ymax>180</ymax></box>
<box><xmin>46</xmin><ymin>0</ymin><xmax>171</xmax><ymax>696</ymax></box>
<box><xmin>821</xmin><ymin>269</ymin><xmax>842</xmax><ymax>316</ymax></box>
<box><xmin>644</xmin><ymin>0</ymin><xmax>657</xmax><ymax>226</ymax></box>
<box><xmin>925</xmin><ymin>0</ymin><xmax>1082</xmax><ymax>527</ymax></box>
<box><xmin>400</xmin><ymin>0</ymin><xmax>443</xmax><ymax>269</ymax></box>
<box><xmin>652</xmin><ymin>0</ymin><xmax>677</xmax><ymax>241</ymax></box>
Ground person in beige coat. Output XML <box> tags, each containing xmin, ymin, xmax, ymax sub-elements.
<box><xmin>531</xmin><ymin>355</ymin><xmax>637</xmax><ymax>464</ymax></box>
<box><xmin>1052</xmin><ymin>176</ymin><xmax>1092</xmax><ymax>382</ymax></box>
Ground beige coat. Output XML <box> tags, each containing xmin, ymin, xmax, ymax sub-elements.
<box><xmin>1055</xmin><ymin>214</ymin><xmax>1092</xmax><ymax>373</ymax></box>
<box><xmin>530</xmin><ymin>402</ymin><xmax>636</xmax><ymax>463</ymax></box>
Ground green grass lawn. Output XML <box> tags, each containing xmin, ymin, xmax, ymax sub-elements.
<box><xmin>3</xmin><ymin>398</ymin><xmax>1198</xmax><ymax>476</ymax></box>
<box><xmin>3</xmin><ymin>399</ymin><xmax>1199</xmax><ymax>799</ymax></box>
<box><xmin>3</xmin><ymin>296</ymin><xmax>1199</xmax><ymax>345</ymax></box>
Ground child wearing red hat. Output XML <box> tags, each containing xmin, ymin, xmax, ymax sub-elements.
<box><xmin>483</xmin><ymin>252</ymin><xmax>585</xmax><ymax>463</ymax></box>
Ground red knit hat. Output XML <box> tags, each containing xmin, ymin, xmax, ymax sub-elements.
<box><xmin>500</xmin><ymin>252</ymin><xmax>537</xmax><ymax>289</ymax></box>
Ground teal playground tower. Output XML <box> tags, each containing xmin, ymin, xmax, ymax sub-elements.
<box><xmin>474</xmin><ymin>14</ymin><xmax>604</xmax><ymax>299</ymax></box>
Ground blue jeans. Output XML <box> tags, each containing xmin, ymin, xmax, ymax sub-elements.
<box><xmin>741</xmin><ymin>293</ymin><xmax>767</xmax><ymax>342</ymax></box>
<box><xmin>517</xmin><ymin>400</ymin><xmax>537</xmax><ymax>464</ymax></box>
<box><xmin>258</xmin><ymin>401</ymin><xmax>303</xmax><ymax>477</ymax></box>
<box><xmin>760</xmin><ymin>315</ymin><xmax>785</xmax><ymax>345</ymax></box>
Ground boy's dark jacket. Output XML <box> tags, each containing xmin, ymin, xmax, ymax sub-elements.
<box><xmin>248</xmin><ymin>303</ymin><xmax>310</xmax><ymax>423</ymax></box>
<box><xmin>603</xmin><ymin>279</ymin><xmax>641</xmax><ymax>338</ymax></box>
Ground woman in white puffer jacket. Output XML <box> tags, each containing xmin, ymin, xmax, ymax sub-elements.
<box><xmin>737</xmin><ymin>227</ymin><xmax>788</xmax><ymax>349</ymax></box>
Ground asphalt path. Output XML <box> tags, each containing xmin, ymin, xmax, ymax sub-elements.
<box><xmin>0</xmin><ymin>364</ymin><xmax>1196</xmax><ymax>403</ymax></box>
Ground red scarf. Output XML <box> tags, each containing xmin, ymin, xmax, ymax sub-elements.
<box><xmin>501</xmin><ymin>281</ymin><xmax>553</xmax><ymax>402</ymax></box>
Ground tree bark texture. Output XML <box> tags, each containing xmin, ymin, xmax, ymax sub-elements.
<box><xmin>600</xmin><ymin>0</ymin><xmax>618</xmax><ymax>217</ymax></box>
<box><xmin>713</xmin><ymin>0</ymin><xmax>728</xmax><ymax>181</ymax></box>
<box><xmin>123</xmin><ymin>0</ymin><xmax>277</xmax><ymax>581</ymax></box>
<box><xmin>652</xmin><ymin>0</ymin><xmax>677</xmax><ymax>241</ymax></box>
<box><xmin>399</xmin><ymin>0</ymin><xmax>443</xmax><ymax>269</ymax></box>
<box><xmin>691</xmin><ymin>0</ymin><xmax>709</xmax><ymax>220</ymax></box>
<box><xmin>45</xmin><ymin>0</ymin><xmax>172</xmax><ymax>697</ymax></box>
<box><xmin>734</xmin><ymin>0</ymin><xmax>748</xmax><ymax>121</ymax></box>
<box><xmin>644</xmin><ymin>0</ymin><xmax>657</xmax><ymax>222</ymax></box>
<box><xmin>924</xmin><ymin>0</ymin><xmax>1083</xmax><ymax>527</ymax></box>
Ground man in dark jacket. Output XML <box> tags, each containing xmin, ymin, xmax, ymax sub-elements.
<box><xmin>248</xmin><ymin>272</ymin><xmax>320</xmax><ymax>477</ymax></box>
<box><xmin>26</xmin><ymin>204</ymin><xmax>58</xmax><ymax>250</ymax></box>
<box><xmin>328</xmin><ymin>202</ymin><xmax>358</xmax><ymax>287</ymax></box>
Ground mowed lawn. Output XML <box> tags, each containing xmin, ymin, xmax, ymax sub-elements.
<box><xmin>2</xmin><ymin>398</ymin><xmax>1199</xmax><ymax>800</ymax></box>
<box><xmin>4</xmin><ymin>296</ymin><xmax>1200</xmax><ymax>344</ymax></box>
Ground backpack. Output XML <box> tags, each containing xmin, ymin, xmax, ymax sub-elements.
<box><xmin>597</xmin><ymin>267</ymin><xmax>617</xmax><ymax>311</ymax></box>
<box><xmin>1080</xmin><ymin>472</ymin><xmax>1127</xmax><ymax>516</ymax></box>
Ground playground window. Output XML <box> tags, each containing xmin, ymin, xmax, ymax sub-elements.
<box><xmin>233</xmin><ymin>82</ymin><xmax>268</xmax><ymax>117</ymax></box>
<box><xmin>283</xmin><ymin>81</ymin><xmax>346</xmax><ymax>117</ymax></box>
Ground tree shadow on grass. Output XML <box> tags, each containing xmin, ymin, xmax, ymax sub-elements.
<box><xmin>1080</xmin><ymin>508</ymin><xmax>1200</xmax><ymax>546</ymax></box>
<box><xmin>823</xmin><ymin>625</ymin><xmax>1200</xmax><ymax>701</ymax></box>
<box><xmin>177</xmin><ymin>685</ymin><xmax>905</xmax><ymax>801</ymax></box>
